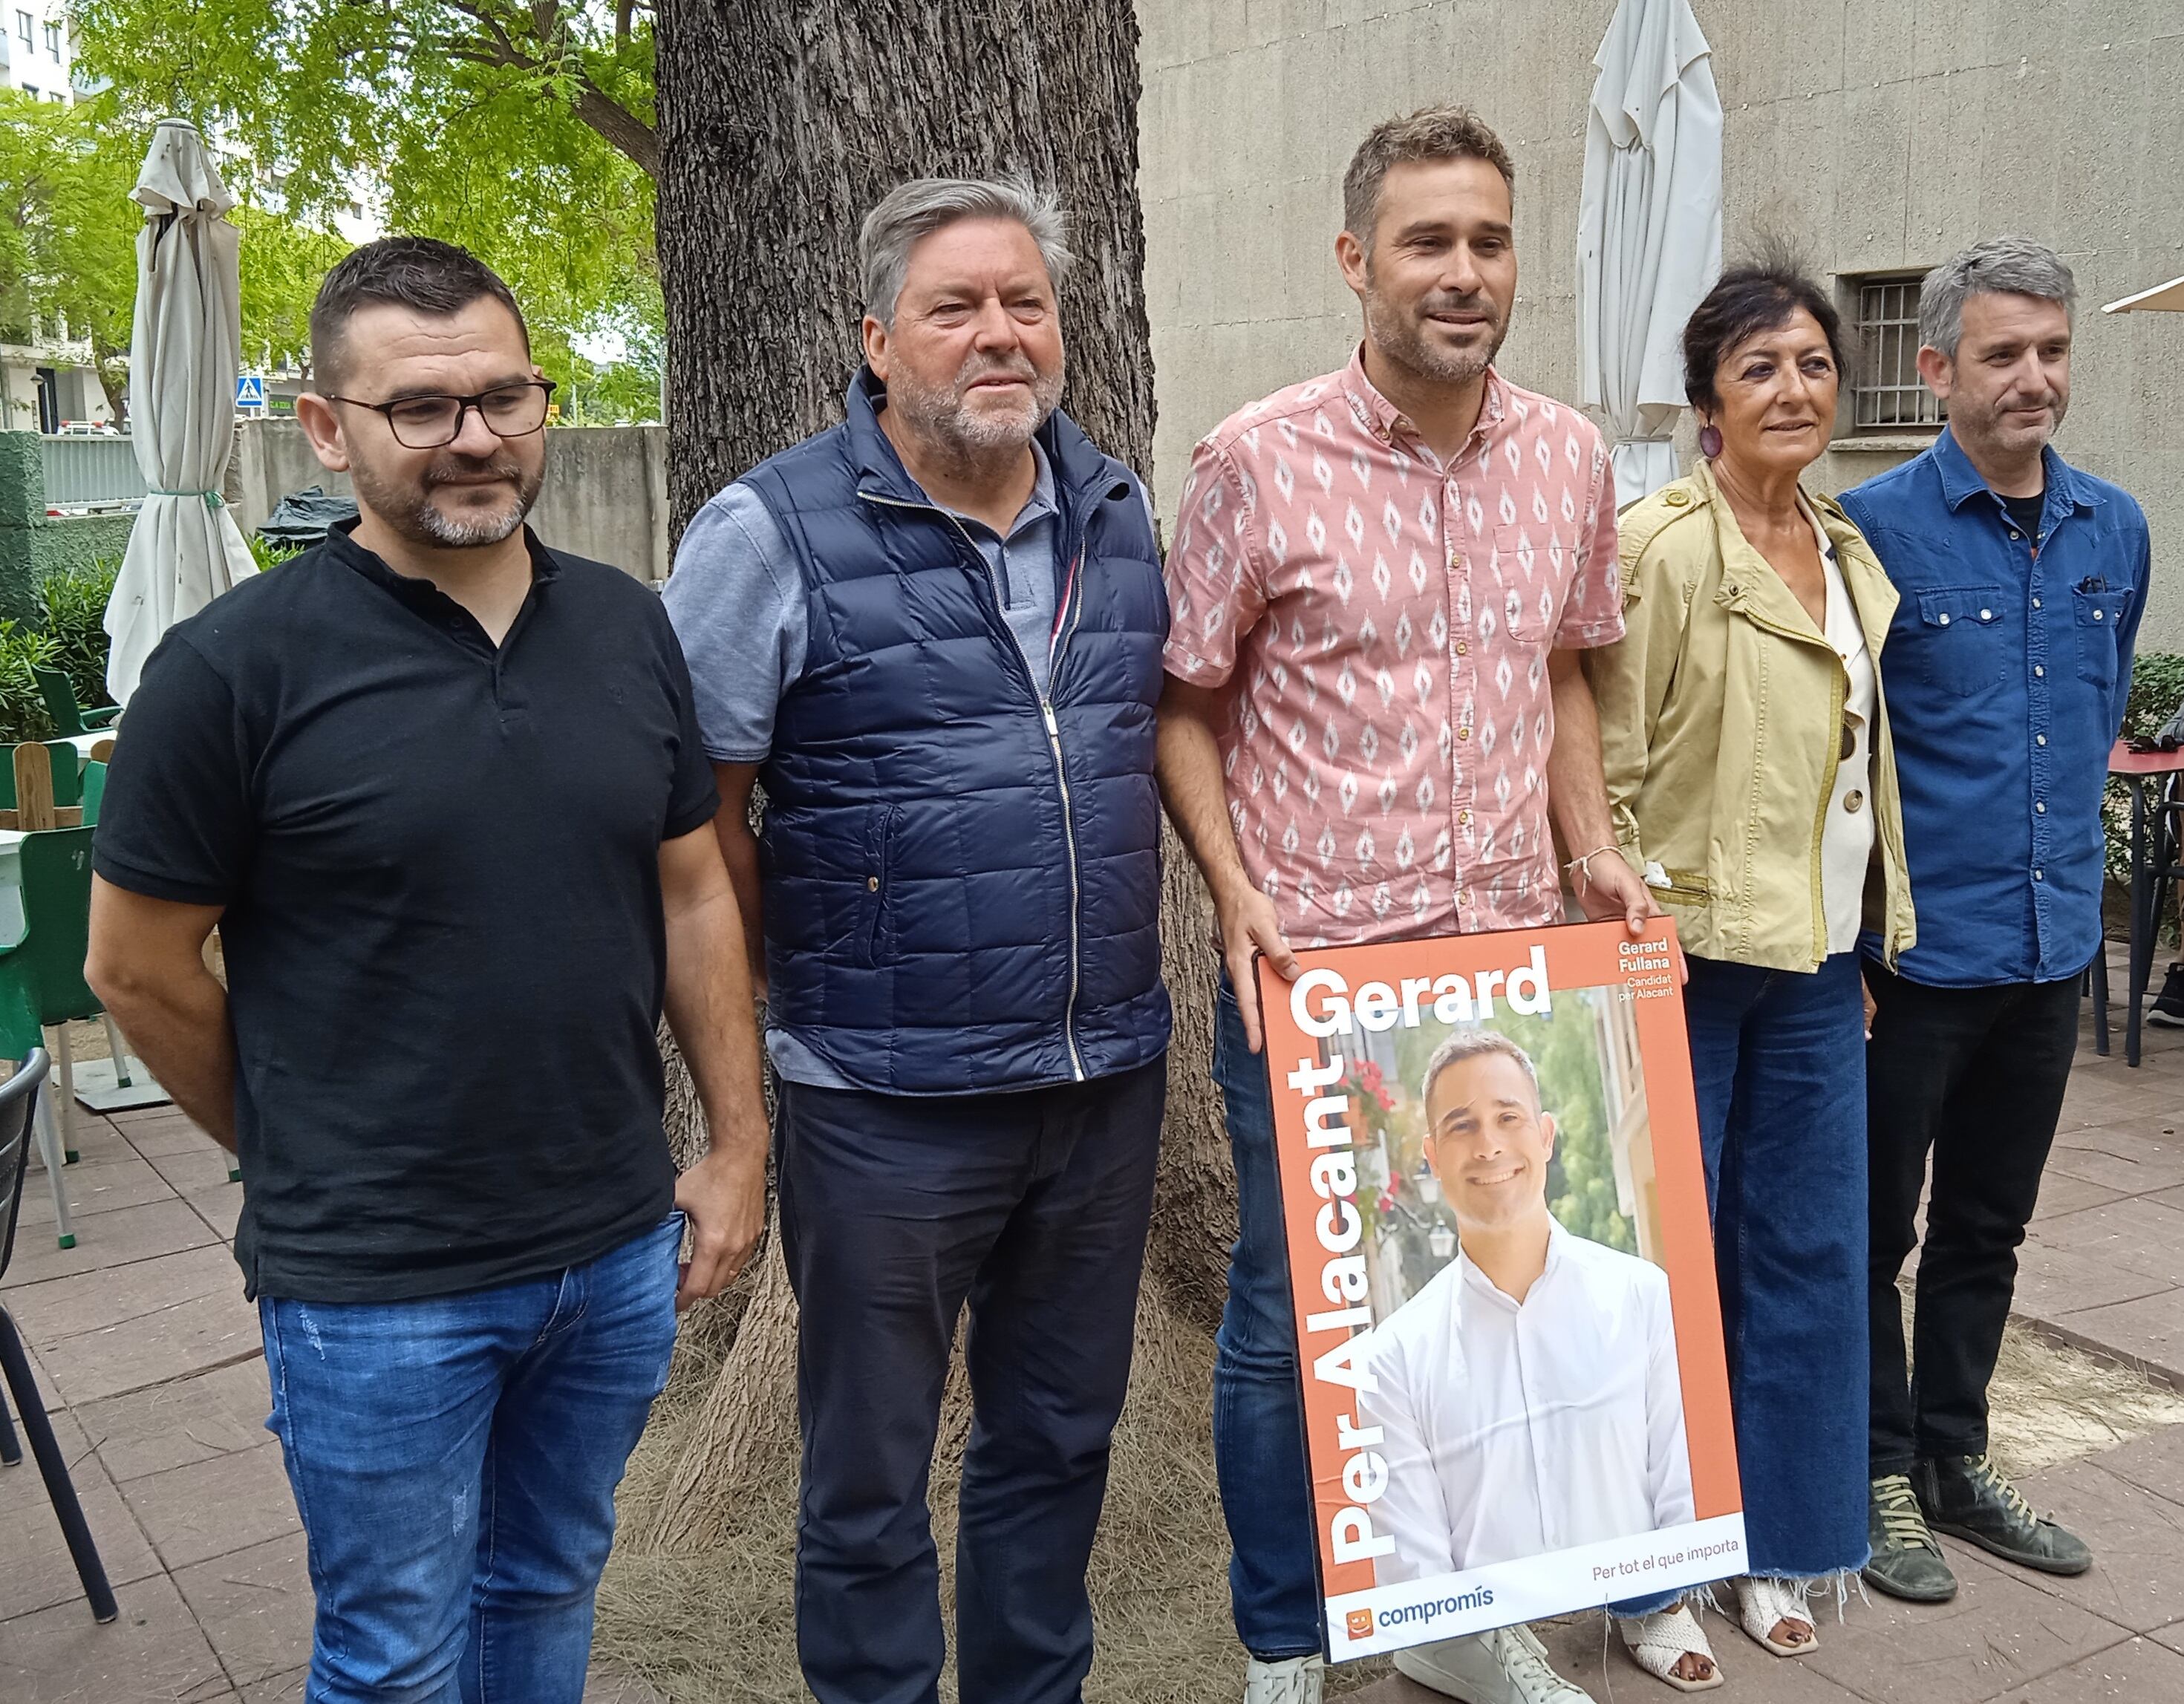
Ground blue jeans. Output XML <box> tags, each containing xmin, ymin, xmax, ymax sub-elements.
<box><xmin>1210</xmin><ymin>980</ymin><xmax>1323</xmax><ymax>1660</ymax></box>
<box><xmin>1683</xmin><ymin>953</ymin><xmax>1871</xmax><ymax>1581</ymax></box>
<box><xmin>260</xmin><ymin>1212</ymin><xmax>684</xmax><ymax>1704</ymax></box>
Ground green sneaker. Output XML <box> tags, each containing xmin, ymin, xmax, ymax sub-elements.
<box><xmin>1916</xmin><ymin>1453</ymin><xmax>2093</xmax><ymax>1576</ymax></box>
<box><xmin>1862</xmin><ymin>1472</ymin><xmax>1958</xmax><ymax>1602</ymax></box>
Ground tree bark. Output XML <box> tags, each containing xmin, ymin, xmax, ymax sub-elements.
<box><xmin>615</xmin><ymin>1</ymin><xmax>1241</xmax><ymax>1689</ymax></box>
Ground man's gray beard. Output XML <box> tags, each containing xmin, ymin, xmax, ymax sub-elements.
<box><xmin>349</xmin><ymin>454</ymin><xmax>544</xmax><ymax>549</ymax></box>
<box><xmin>1364</xmin><ymin>289</ymin><xmax>1507</xmax><ymax>388</ymax></box>
<box><xmin>889</xmin><ymin>360</ymin><xmax>1066</xmax><ymax>459</ymax></box>
<box><xmin>1956</xmin><ymin>389</ymin><xmax>2068</xmax><ymax>457</ymax></box>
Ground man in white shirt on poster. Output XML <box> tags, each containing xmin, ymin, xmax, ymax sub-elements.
<box><xmin>1360</xmin><ymin>1031</ymin><xmax>1694</xmax><ymax>1587</ymax></box>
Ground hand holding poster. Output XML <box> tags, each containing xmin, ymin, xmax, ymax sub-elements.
<box><xmin>1255</xmin><ymin>918</ymin><xmax>1745</xmax><ymax>1660</ymax></box>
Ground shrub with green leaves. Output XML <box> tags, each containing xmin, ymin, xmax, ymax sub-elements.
<box><xmin>0</xmin><ymin>620</ymin><xmax>60</xmax><ymax>745</ymax></box>
<box><xmin>249</xmin><ymin>533</ymin><xmax>304</xmax><ymax>574</ymax></box>
<box><xmin>36</xmin><ymin>558</ymin><xmax>120</xmax><ymax>722</ymax></box>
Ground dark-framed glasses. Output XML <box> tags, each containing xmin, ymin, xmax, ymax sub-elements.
<box><xmin>324</xmin><ymin>380</ymin><xmax>556</xmax><ymax>449</ymax></box>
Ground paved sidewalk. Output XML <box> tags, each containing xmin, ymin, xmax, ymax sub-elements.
<box><xmin>0</xmin><ymin>1088</ymin><xmax>659</xmax><ymax>1703</ymax></box>
<box><xmin>2</xmin><ymin>972</ymin><xmax>2181</xmax><ymax>1703</ymax></box>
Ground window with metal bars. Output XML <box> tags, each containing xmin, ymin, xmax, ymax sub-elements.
<box><xmin>1850</xmin><ymin>272</ymin><xmax>1943</xmax><ymax>431</ymax></box>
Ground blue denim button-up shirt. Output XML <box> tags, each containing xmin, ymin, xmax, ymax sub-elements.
<box><xmin>1842</xmin><ymin>431</ymin><xmax>2150</xmax><ymax>987</ymax></box>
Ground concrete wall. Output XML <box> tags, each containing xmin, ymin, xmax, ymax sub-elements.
<box><xmin>229</xmin><ymin>420</ymin><xmax>673</xmax><ymax>584</ymax></box>
<box><xmin>0</xmin><ymin>432</ymin><xmax>131</xmax><ymax>620</ymax></box>
<box><xmin>1138</xmin><ymin>0</ymin><xmax>2184</xmax><ymax>650</ymax></box>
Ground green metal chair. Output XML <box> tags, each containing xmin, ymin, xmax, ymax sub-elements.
<box><xmin>0</xmin><ymin>830</ymin><xmax>93</xmax><ymax>1245</ymax></box>
<box><xmin>79</xmin><ymin>761</ymin><xmax>103</xmax><ymax>828</ymax></box>
<box><xmin>30</xmin><ymin>668</ymin><xmax>118</xmax><ymax>737</ymax></box>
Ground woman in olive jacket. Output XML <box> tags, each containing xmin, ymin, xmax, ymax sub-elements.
<box><xmin>1586</xmin><ymin>261</ymin><xmax>1915</xmax><ymax>1695</ymax></box>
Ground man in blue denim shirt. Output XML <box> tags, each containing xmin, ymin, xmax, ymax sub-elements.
<box><xmin>1841</xmin><ymin>238</ymin><xmax>2151</xmax><ymax>1606</ymax></box>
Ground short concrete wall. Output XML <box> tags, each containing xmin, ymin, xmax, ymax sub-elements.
<box><xmin>229</xmin><ymin>420</ymin><xmax>671</xmax><ymax>584</ymax></box>
<box><xmin>0</xmin><ymin>433</ymin><xmax>134</xmax><ymax>621</ymax></box>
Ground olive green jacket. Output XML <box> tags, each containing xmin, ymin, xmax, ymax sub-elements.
<box><xmin>1586</xmin><ymin>462</ymin><xmax>1917</xmax><ymax>973</ymax></box>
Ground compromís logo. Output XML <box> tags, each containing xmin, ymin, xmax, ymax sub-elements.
<box><xmin>1344</xmin><ymin>1607</ymin><xmax>1374</xmax><ymax>1642</ymax></box>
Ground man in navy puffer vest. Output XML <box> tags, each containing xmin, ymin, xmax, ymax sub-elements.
<box><xmin>664</xmin><ymin>177</ymin><xmax>1172</xmax><ymax>1704</ymax></box>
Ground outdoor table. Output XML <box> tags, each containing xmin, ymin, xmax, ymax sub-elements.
<box><xmin>2099</xmin><ymin>740</ymin><xmax>2184</xmax><ymax>1066</ymax></box>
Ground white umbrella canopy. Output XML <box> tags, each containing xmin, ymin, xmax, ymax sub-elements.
<box><xmin>103</xmin><ymin>119</ymin><xmax>258</xmax><ymax>706</ymax></box>
<box><xmin>2103</xmin><ymin>275</ymin><xmax>2184</xmax><ymax>314</ymax></box>
<box><xmin>1577</xmin><ymin>0</ymin><xmax>1724</xmax><ymax>508</ymax></box>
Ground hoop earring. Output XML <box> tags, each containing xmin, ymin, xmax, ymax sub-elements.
<box><xmin>1698</xmin><ymin>422</ymin><xmax>1724</xmax><ymax>460</ymax></box>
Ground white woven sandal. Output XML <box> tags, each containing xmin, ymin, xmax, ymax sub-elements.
<box><xmin>1731</xmin><ymin>1576</ymin><xmax>1817</xmax><ymax>1656</ymax></box>
<box><xmin>1616</xmin><ymin>1605</ymin><xmax>1724</xmax><ymax>1693</ymax></box>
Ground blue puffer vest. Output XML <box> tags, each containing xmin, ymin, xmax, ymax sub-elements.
<box><xmin>742</xmin><ymin>372</ymin><xmax>1173</xmax><ymax>1095</ymax></box>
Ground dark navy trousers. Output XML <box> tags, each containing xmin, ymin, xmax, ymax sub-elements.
<box><xmin>776</xmin><ymin>1058</ymin><xmax>1165</xmax><ymax>1704</ymax></box>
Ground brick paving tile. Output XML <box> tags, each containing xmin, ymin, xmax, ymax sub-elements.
<box><xmin>238</xmin><ymin>1670</ymin><xmax>303</xmax><ymax>1702</ymax></box>
<box><xmin>0</xmin><ymin>1445</ymin><xmax>165</xmax><ymax>1622</ymax></box>
<box><xmin>78</xmin><ymin>1356</ymin><xmax>274</xmax><ymax>1483</ymax></box>
<box><xmin>2009</xmin><ymin>1243</ymin><xmax>2174</xmax><ymax>1324</ymax></box>
<box><xmin>15</xmin><ymin>1153</ymin><xmax>177</xmax><ymax>1229</ymax></box>
<box><xmin>0</xmin><ymin>1575</ymin><xmax>231</xmax><ymax>1703</ymax></box>
<box><xmin>117</xmin><ymin>1438</ymin><xmax>300</xmax><ymax>1573</ymax></box>
<box><xmin>2082</xmin><ymin>1424</ymin><xmax>2184</xmax><ymax>1505</ymax></box>
<box><xmin>1988</xmin><ymin>1632</ymin><xmax>2184</xmax><ymax>1701</ymax></box>
<box><xmin>2025</xmin><ymin>1195</ymin><xmax>2184</xmax><ymax>1290</ymax></box>
<box><xmin>33</xmin><ymin>1287</ymin><xmax>261</xmax><ymax>1406</ymax></box>
<box><xmin>43</xmin><ymin>1114</ymin><xmax>135</xmax><ymax>1166</ymax></box>
<box><xmin>2040</xmin><ymin>1290</ymin><xmax>2184</xmax><ymax>1389</ymax></box>
<box><xmin>2044</xmin><ymin>1125</ymin><xmax>2184</xmax><ymax>1199</ymax></box>
<box><xmin>117</xmin><ymin>1115</ymin><xmax>221</xmax><ymax>1161</ymax></box>
<box><xmin>145</xmin><ymin>1146</ymin><xmax>247</xmax><ymax>1198</ymax></box>
<box><xmin>2151</xmin><ymin>1619</ymin><xmax>2184</xmax><ymax>1659</ymax></box>
<box><xmin>184</xmin><ymin>1186</ymin><xmax>244</xmax><ymax>1244</ymax></box>
<box><xmin>0</xmin><ymin>1407</ymin><xmax>91</xmax><ymax>1515</ymax></box>
<box><xmin>5</xmin><ymin>1244</ymin><xmax>244</xmax><ymax>1344</ymax></box>
<box><xmin>1794</xmin><ymin>1542</ymin><xmax>2133</xmax><ymax>1704</ymax></box>
<box><xmin>0</xmin><ymin>1198</ymin><xmax>222</xmax><ymax>1291</ymax></box>
<box><xmin>2029</xmin><ymin>1172</ymin><xmax>2131</xmax><ymax>1222</ymax></box>
<box><xmin>173</xmin><ymin>1532</ymin><xmax>313</xmax><ymax>1689</ymax></box>
<box><xmin>2000</xmin><ymin>1456</ymin><xmax>2184</xmax><ymax>1633</ymax></box>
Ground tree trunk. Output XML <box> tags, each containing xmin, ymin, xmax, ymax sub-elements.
<box><xmin>599</xmin><ymin>4</ymin><xmax>1245</xmax><ymax>1697</ymax></box>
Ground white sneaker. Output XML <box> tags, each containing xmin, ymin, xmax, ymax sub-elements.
<box><xmin>1394</xmin><ymin>1625</ymin><xmax>1594</xmax><ymax>1703</ymax></box>
<box><xmin>1243</xmin><ymin>1654</ymin><xmax>1324</xmax><ymax>1703</ymax></box>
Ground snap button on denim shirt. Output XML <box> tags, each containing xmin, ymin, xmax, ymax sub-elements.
<box><xmin>1840</xmin><ymin>431</ymin><xmax>2152</xmax><ymax>988</ymax></box>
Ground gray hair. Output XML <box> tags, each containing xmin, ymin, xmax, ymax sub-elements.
<box><xmin>1421</xmin><ymin>1029</ymin><xmax>1541</xmax><ymax>1113</ymax></box>
<box><xmin>858</xmin><ymin>175</ymin><xmax>1075</xmax><ymax>327</ymax></box>
<box><xmin>1918</xmin><ymin>237</ymin><xmax>2077</xmax><ymax>359</ymax></box>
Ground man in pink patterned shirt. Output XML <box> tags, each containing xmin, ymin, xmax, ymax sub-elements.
<box><xmin>1156</xmin><ymin>108</ymin><xmax>1663</xmax><ymax>1704</ymax></box>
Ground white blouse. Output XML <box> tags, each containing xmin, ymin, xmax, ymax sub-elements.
<box><xmin>1810</xmin><ymin>498</ymin><xmax>1877</xmax><ymax>956</ymax></box>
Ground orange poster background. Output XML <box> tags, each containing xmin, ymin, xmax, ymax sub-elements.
<box><xmin>1255</xmin><ymin>916</ymin><xmax>1741</xmax><ymax>1606</ymax></box>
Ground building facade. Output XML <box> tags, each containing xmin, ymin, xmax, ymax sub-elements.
<box><xmin>1</xmin><ymin>0</ymin><xmax>75</xmax><ymax>104</ymax></box>
<box><xmin>1138</xmin><ymin>0</ymin><xmax>2184</xmax><ymax>650</ymax></box>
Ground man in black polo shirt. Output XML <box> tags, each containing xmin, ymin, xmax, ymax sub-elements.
<box><xmin>85</xmin><ymin>238</ymin><xmax>768</xmax><ymax>1704</ymax></box>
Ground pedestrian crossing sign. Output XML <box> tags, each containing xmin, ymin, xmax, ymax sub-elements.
<box><xmin>235</xmin><ymin>374</ymin><xmax>267</xmax><ymax>409</ymax></box>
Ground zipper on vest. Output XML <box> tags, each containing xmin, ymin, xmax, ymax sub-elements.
<box><xmin>857</xmin><ymin>488</ymin><xmax>1089</xmax><ymax>1081</ymax></box>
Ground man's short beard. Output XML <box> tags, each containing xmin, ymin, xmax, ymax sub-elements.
<box><xmin>1955</xmin><ymin>388</ymin><xmax>2068</xmax><ymax>457</ymax></box>
<box><xmin>349</xmin><ymin>451</ymin><xmax>544</xmax><ymax>549</ymax></box>
<box><xmin>888</xmin><ymin>355</ymin><xmax>1066</xmax><ymax>460</ymax></box>
<box><xmin>1364</xmin><ymin>283</ymin><xmax>1508</xmax><ymax>388</ymax></box>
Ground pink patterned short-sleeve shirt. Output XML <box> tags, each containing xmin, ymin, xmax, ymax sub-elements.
<box><xmin>1164</xmin><ymin>350</ymin><xmax>1622</xmax><ymax>947</ymax></box>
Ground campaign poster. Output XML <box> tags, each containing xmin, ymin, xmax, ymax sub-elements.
<box><xmin>1255</xmin><ymin>918</ymin><xmax>1744</xmax><ymax>1662</ymax></box>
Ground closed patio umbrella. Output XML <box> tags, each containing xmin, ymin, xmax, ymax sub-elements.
<box><xmin>1577</xmin><ymin>0</ymin><xmax>1723</xmax><ymax>507</ymax></box>
<box><xmin>103</xmin><ymin>120</ymin><xmax>257</xmax><ymax>706</ymax></box>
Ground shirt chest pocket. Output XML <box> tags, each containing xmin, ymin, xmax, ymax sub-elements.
<box><xmin>1487</xmin><ymin>527</ymin><xmax>1574</xmax><ymax>647</ymax></box>
<box><xmin>2073</xmin><ymin>585</ymin><xmax>2129</xmax><ymax>692</ymax></box>
<box><xmin>1914</xmin><ymin>587</ymin><xmax>2007</xmax><ymax>698</ymax></box>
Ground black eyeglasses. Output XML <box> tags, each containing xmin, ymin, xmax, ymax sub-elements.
<box><xmin>324</xmin><ymin>380</ymin><xmax>556</xmax><ymax>449</ymax></box>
